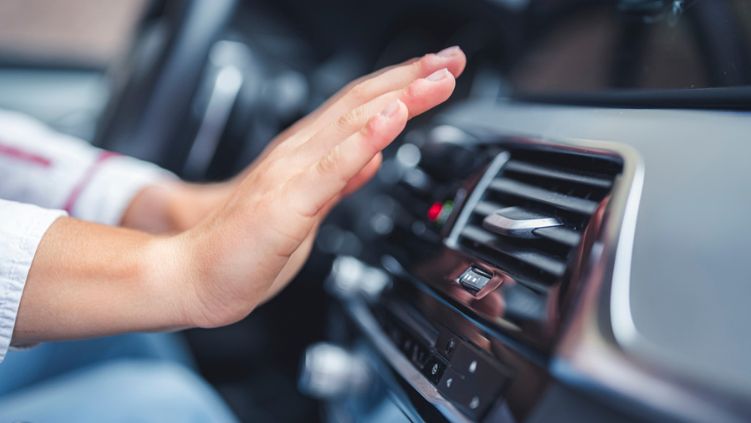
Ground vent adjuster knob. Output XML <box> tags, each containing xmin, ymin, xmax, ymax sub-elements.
<box><xmin>482</xmin><ymin>206</ymin><xmax>561</xmax><ymax>239</ymax></box>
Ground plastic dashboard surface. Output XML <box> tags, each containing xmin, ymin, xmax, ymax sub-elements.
<box><xmin>434</xmin><ymin>100</ymin><xmax>751</xmax><ymax>422</ymax></box>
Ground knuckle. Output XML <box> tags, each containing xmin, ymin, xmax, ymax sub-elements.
<box><xmin>416</xmin><ymin>54</ymin><xmax>436</xmax><ymax>74</ymax></box>
<box><xmin>335</xmin><ymin>112</ymin><xmax>354</xmax><ymax>132</ymax></box>
<box><xmin>361</xmin><ymin>118</ymin><xmax>379</xmax><ymax>142</ymax></box>
<box><xmin>317</xmin><ymin>145</ymin><xmax>342</xmax><ymax>176</ymax></box>
<box><xmin>335</xmin><ymin>106</ymin><xmax>366</xmax><ymax>132</ymax></box>
<box><xmin>360</xmin><ymin>121</ymin><xmax>383</xmax><ymax>155</ymax></box>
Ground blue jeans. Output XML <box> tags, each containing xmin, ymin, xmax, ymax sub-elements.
<box><xmin>0</xmin><ymin>333</ymin><xmax>238</xmax><ymax>422</ymax></box>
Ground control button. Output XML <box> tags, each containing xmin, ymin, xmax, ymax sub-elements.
<box><xmin>401</xmin><ymin>337</ymin><xmax>413</xmax><ymax>353</ymax></box>
<box><xmin>468</xmin><ymin>360</ymin><xmax>477</xmax><ymax>374</ymax></box>
<box><xmin>326</xmin><ymin>256</ymin><xmax>390</xmax><ymax>301</ymax></box>
<box><xmin>422</xmin><ymin>356</ymin><xmax>447</xmax><ymax>384</ymax></box>
<box><xmin>426</xmin><ymin>200</ymin><xmax>454</xmax><ymax>225</ymax></box>
<box><xmin>437</xmin><ymin>369</ymin><xmax>493</xmax><ymax>420</ymax></box>
<box><xmin>445</xmin><ymin>338</ymin><xmax>457</xmax><ymax>357</ymax></box>
<box><xmin>298</xmin><ymin>343</ymin><xmax>370</xmax><ymax>399</ymax></box>
<box><xmin>410</xmin><ymin>342</ymin><xmax>430</xmax><ymax>369</ymax></box>
<box><xmin>482</xmin><ymin>206</ymin><xmax>561</xmax><ymax>239</ymax></box>
<box><xmin>457</xmin><ymin>267</ymin><xmax>492</xmax><ymax>293</ymax></box>
<box><xmin>437</xmin><ymin>369</ymin><xmax>464</xmax><ymax>397</ymax></box>
<box><xmin>436</xmin><ymin>331</ymin><xmax>458</xmax><ymax>360</ymax></box>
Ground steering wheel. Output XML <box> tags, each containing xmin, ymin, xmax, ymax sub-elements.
<box><xmin>94</xmin><ymin>0</ymin><xmax>238</xmax><ymax>174</ymax></box>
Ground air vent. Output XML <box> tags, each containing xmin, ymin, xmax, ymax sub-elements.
<box><xmin>455</xmin><ymin>148</ymin><xmax>622</xmax><ymax>292</ymax></box>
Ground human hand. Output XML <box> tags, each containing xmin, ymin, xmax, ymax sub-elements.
<box><xmin>14</xmin><ymin>48</ymin><xmax>466</xmax><ymax>344</ymax></box>
<box><xmin>170</xmin><ymin>47</ymin><xmax>467</xmax><ymax>327</ymax></box>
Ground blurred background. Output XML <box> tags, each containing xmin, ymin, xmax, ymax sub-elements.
<box><xmin>0</xmin><ymin>0</ymin><xmax>144</xmax><ymax>139</ymax></box>
<box><xmin>1</xmin><ymin>1</ymin><xmax>750</xmax><ymax>421</ymax></box>
<box><xmin>0</xmin><ymin>0</ymin><xmax>144</xmax><ymax>64</ymax></box>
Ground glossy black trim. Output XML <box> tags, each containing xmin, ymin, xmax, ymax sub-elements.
<box><xmin>512</xmin><ymin>86</ymin><xmax>751</xmax><ymax>111</ymax></box>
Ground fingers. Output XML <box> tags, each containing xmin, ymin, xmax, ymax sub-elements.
<box><xmin>252</xmin><ymin>50</ymin><xmax>464</xmax><ymax>259</ymax></box>
<box><xmin>338</xmin><ymin>48</ymin><xmax>464</xmax><ymax>108</ymax></box>
<box><xmin>296</xmin><ymin>68</ymin><xmax>456</xmax><ymax>161</ymax></box>
<box><xmin>284</xmin><ymin>100</ymin><xmax>408</xmax><ymax>218</ymax></box>
<box><xmin>288</xmin><ymin>47</ymin><xmax>466</xmax><ymax>143</ymax></box>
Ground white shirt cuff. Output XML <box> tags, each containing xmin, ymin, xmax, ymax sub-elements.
<box><xmin>0</xmin><ymin>200</ymin><xmax>66</xmax><ymax>362</ymax></box>
<box><xmin>70</xmin><ymin>154</ymin><xmax>176</xmax><ymax>226</ymax></box>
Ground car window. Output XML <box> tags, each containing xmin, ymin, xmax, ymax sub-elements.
<box><xmin>0</xmin><ymin>0</ymin><xmax>146</xmax><ymax>67</ymax></box>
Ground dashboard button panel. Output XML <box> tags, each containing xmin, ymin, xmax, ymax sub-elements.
<box><xmin>457</xmin><ymin>266</ymin><xmax>492</xmax><ymax>293</ymax></box>
<box><xmin>376</xmin><ymin>304</ymin><xmax>512</xmax><ymax>420</ymax></box>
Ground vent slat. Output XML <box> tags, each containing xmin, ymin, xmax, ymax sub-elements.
<box><xmin>473</xmin><ymin>200</ymin><xmax>503</xmax><ymax>217</ymax></box>
<box><xmin>461</xmin><ymin>225</ymin><xmax>567</xmax><ymax>278</ymax></box>
<box><xmin>532</xmin><ymin>226</ymin><xmax>581</xmax><ymax>248</ymax></box>
<box><xmin>456</xmin><ymin>149</ymin><xmax>621</xmax><ymax>293</ymax></box>
<box><xmin>504</xmin><ymin>160</ymin><xmax>613</xmax><ymax>189</ymax></box>
<box><xmin>488</xmin><ymin>178</ymin><xmax>599</xmax><ymax>215</ymax></box>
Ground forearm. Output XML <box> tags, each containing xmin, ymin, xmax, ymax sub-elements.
<box><xmin>13</xmin><ymin>217</ymin><xmax>191</xmax><ymax>345</ymax></box>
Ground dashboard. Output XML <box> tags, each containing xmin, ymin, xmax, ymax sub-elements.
<box><xmin>301</xmin><ymin>99</ymin><xmax>751</xmax><ymax>422</ymax></box>
<box><xmin>6</xmin><ymin>0</ymin><xmax>747</xmax><ymax>421</ymax></box>
<box><xmin>277</xmin><ymin>1</ymin><xmax>751</xmax><ymax>422</ymax></box>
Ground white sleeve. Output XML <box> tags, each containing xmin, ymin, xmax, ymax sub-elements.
<box><xmin>0</xmin><ymin>199</ymin><xmax>66</xmax><ymax>362</ymax></box>
<box><xmin>0</xmin><ymin>110</ymin><xmax>175</xmax><ymax>225</ymax></box>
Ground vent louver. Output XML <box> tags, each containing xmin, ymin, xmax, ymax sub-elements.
<box><xmin>456</xmin><ymin>148</ymin><xmax>622</xmax><ymax>292</ymax></box>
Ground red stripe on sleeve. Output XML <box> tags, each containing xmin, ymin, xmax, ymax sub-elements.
<box><xmin>0</xmin><ymin>143</ymin><xmax>52</xmax><ymax>167</ymax></box>
<box><xmin>62</xmin><ymin>151</ymin><xmax>119</xmax><ymax>214</ymax></box>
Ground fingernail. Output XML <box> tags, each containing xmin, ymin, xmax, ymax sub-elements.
<box><xmin>426</xmin><ymin>68</ymin><xmax>450</xmax><ymax>81</ymax></box>
<box><xmin>437</xmin><ymin>46</ymin><xmax>461</xmax><ymax>58</ymax></box>
<box><xmin>380</xmin><ymin>100</ymin><xmax>401</xmax><ymax>118</ymax></box>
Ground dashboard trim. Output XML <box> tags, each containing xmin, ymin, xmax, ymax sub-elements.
<box><xmin>445</xmin><ymin>151</ymin><xmax>510</xmax><ymax>248</ymax></box>
<box><xmin>540</xmin><ymin>138</ymin><xmax>742</xmax><ymax>423</ymax></box>
<box><xmin>343</xmin><ymin>298</ymin><xmax>473</xmax><ymax>423</ymax></box>
<box><xmin>439</xmin><ymin>102</ymin><xmax>748</xmax><ymax>422</ymax></box>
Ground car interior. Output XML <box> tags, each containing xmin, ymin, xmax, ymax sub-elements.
<box><xmin>1</xmin><ymin>0</ymin><xmax>750</xmax><ymax>421</ymax></box>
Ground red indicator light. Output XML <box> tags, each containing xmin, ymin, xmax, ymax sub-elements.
<box><xmin>427</xmin><ymin>202</ymin><xmax>443</xmax><ymax>222</ymax></box>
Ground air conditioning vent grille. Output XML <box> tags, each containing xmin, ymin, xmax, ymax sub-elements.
<box><xmin>455</xmin><ymin>148</ymin><xmax>622</xmax><ymax>292</ymax></box>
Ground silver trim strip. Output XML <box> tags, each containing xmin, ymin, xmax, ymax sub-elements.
<box><xmin>609</xmin><ymin>153</ymin><xmax>645</xmax><ymax>352</ymax></box>
<box><xmin>480</xmin><ymin>137</ymin><xmax>740</xmax><ymax>423</ymax></box>
<box><xmin>446</xmin><ymin>151</ymin><xmax>510</xmax><ymax>248</ymax></box>
<box><xmin>435</xmin><ymin>102</ymin><xmax>751</xmax><ymax>421</ymax></box>
<box><xmin>344</xmin><ymin>299</ymin><xmax>472</xmax><ymax>423</ymax></box>
<box><xmin>183</xmin><ymin>41</ymin><xmax>245</xmax><ymax>178</ymax></box>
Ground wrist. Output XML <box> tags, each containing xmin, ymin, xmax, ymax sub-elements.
<box><xmin>169</xmin><ymin>218</ymin><xmax>264</xmax><ymax>329</ymax></box>
<box><xmin>122</xmin><ymin>181</ymin><xmax>233</xmax><ymax>233</ymax></box>
<box><xmin>142</xmin><ymin>233</ymin><xmax>203</xmax><ymax>330</ymax></box>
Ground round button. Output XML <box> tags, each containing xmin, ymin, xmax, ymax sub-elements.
<box><xmin>468</xmin><ymin>360</ymin><xmax>477</xmax><ymax>373</ymax></box>
<box><xmin>469</xmin><ymin>396</ymin><xmax>480</xmax><ymax>410</ymax></box>
<box><xmin>445</xmin><ymin>338</ymin><xmax>456</xmax><ymax>355</ymax></box>
<box><xmin>431</xmin><ymin>363</ymin><xmax>439</xmax><ymax>375</ymax></box>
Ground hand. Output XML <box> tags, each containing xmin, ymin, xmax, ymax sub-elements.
<box><xmin>123</xmin><ymin>47</ymin><xmax>466</xmax><ymax>233</ymax></box>
<box><xmin>171</xmin><ymin>47</ymin><xmax>466</xmax><ymax>327</ymax></box>
<box><xmin>14</xmin><ymin>48</ymin><xmax>466</xmax><ymax>344</ymax></box>
<box><xmin>124</xmin><ymin>47</ymin><xmax>466</xmax><ymax>304</ymax></box>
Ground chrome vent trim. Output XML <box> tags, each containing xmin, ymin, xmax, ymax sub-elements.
<box><xmin>446</xmin><ymin>152</ymin><xmax>510</xmax><ymax>247</ymax></box>
<box><xmin>447</xmin><ymin>147</ymin><xmax>622</xmax><ymax>292</ymax></box>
